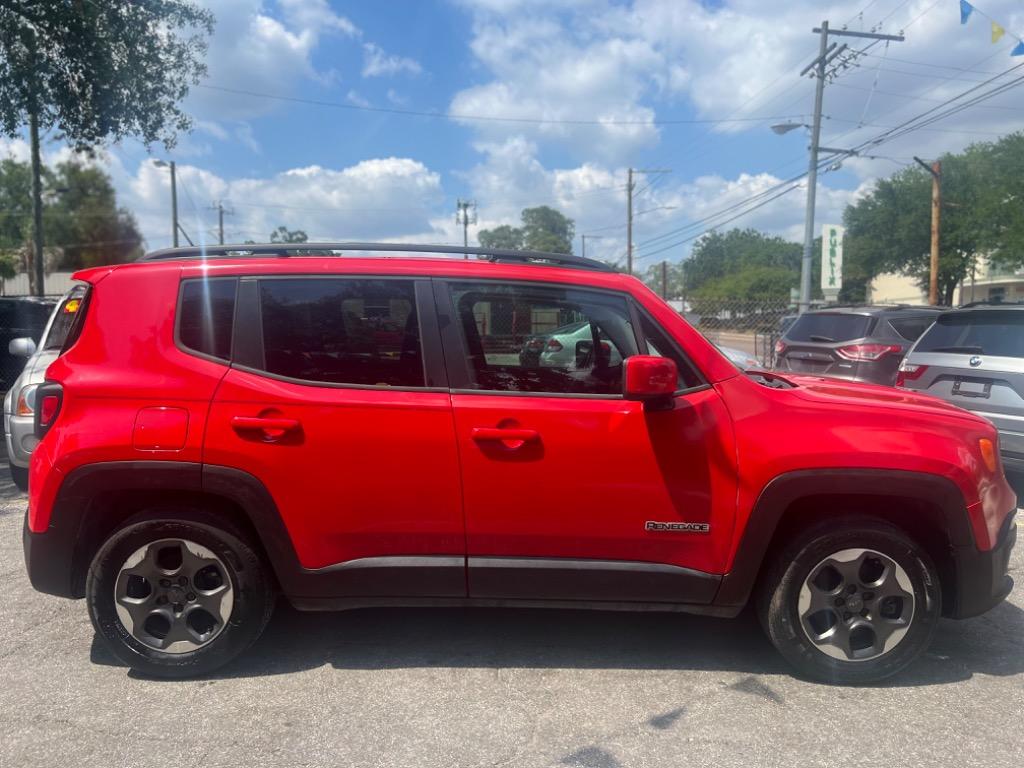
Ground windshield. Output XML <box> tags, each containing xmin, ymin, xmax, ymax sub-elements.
<box><xmin>784</xmin><ymin>313</ymin><xmax>872</xmax><ymax>343</ymax></box>
<box><xmin>41</xmin><ymin>286</ymin><xmax>89</xmax><ymax>352</ymax></box>
<box><xmin>914</xmin><ymin>311</ymin><xmax>1024</xmax><ymax>358</ymax></box>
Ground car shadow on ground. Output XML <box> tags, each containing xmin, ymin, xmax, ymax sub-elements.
<box><xmin>90</xmin><ymin>593</ymin><xmax>1024</xmax><ymax>688</ymax></box>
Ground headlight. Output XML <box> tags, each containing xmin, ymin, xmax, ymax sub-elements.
<box><xmin>16</xmin><ymin>384</ymin><xmax>38</xmax><ymax>417</ymax></box>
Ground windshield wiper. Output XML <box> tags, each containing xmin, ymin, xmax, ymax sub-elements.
<box><xmin>808</xmin><ymin>334</ymin><xmax>835</xmax><ymax>342</ymax></box>
<box><xmin>930</xmin><ymin>345</ymin><xmax>984</xmax><ymax>354</ymax></box>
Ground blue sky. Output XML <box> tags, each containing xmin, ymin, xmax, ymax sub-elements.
<box><xmin>5</xmin><ymin>0</ymin><xmax>1023</xmax><ymax>269</ymax></box>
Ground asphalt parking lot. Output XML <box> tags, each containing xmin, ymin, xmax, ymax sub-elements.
<box><xmin>1</xmin><ymin>467</ymin><xmax>1022</xmax><ymax>768</ymax></box>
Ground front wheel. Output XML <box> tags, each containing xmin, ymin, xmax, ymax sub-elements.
<box><xmin>758</xmin><ymin>519</ymin><xmax>941</xmax><ymax>684</ymax></box>
<box><xmin>86</xmin><ymin>513</ymin><xmax>275</xmax><ymax>678</ymax></box>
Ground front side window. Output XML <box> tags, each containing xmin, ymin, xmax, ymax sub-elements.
<box><xmin>449</xmin><ymin>281</ymin><xmax>638</xmax><ymax>395</ymax></box>
<box><xmin>259</xmin><ymin>278</ymin><xmax>424</xmax><ymax>387</ymax></box>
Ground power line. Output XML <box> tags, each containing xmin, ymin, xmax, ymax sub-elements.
<box><xmin>195</xmin><ymin>84</ymin><xmax>811</xmax><ymax>127</ymax></box>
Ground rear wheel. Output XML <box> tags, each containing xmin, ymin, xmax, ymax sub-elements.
<box><xmin>86</xmin><ymin>513</ymin><xmax>274</xmax><ymax>678</ymax></box>
<box><xmin>9</xmin><ymin>463</ymin><xmax>28</xmax><ymax>492</ymax></box>
<box><xmin>758</xmin><ymin>518</ymin><xmax>941</xmax><ymax>684</ymax></box>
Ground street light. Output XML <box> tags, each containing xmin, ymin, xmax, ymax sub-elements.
<box><xmin>770</xmin><ymin>122</ymin><xmax>810</xmax><ymax>135</ymax></box>
<box><xmin>634</xmin><ymin>205</ymin><xmax>678</xmax><ymax>217</ymax></box>
<box><xmin>152</xmin><ymin>159</ymin><xmax>178</xmax><ymax>248</ymax></box>
<box><xmin>770</xmin><ymin>123</ymin><xmax>856</xmax><ymax>313</ymax></box>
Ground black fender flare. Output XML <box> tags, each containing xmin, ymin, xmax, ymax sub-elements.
<box><xmin>712</xmin><ymin>468</ymin><xmax>973</xmax><ymax>609</ymax></box>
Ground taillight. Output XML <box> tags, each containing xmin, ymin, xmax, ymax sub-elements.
<box><xmin>775</xmin><ymin>340</ymin><xmax>787</xmax><ymax>356</ymax></box>
<box><xmin>895</xmin><ymin>363</ymin><xmax>928</xmax><ymax>387</ymax></box>
<box><xmin>836</xmin><ymin>343</ymin><xmax>902</xmax><ymax>362</ymax></box>
<box><xmin>546</xmin><ymin>338</ymin><xmax>563</xmax><ymax>352</ymax></box>
<box><xmin>15</xmin><ymin>384</ymin><xmax>38</xmax><ymax>416</ymax></box>
<box><xmin>34</xmin><ymin>383</ymin><xmax>63</xmax><ymax>438</ymax></box>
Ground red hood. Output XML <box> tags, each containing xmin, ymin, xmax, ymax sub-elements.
<box><xmin>781</xmin><ymin>374</ymin><xmax>989</xmax><ymax>425</ymax></box>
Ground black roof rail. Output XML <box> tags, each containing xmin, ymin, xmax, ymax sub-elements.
<box><xmin>958</xmin><ymin>299</ymin><xmax>1024</xmax><ymax>309</ymax></box>
<box><xmin>138</xmin><ymin>241</ymin><xmax>615</xmax><ymax>272</ymax></box>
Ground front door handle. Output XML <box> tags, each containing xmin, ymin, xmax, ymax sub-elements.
<box><xmin>231</xmin><ymin>416</ymin><xmax>301</xmax><ymax>441</ymax></box>
<box><xmin>471</xmin><ymin>427</ymin><xmax>539</xmax><ymax>443</ymax></box>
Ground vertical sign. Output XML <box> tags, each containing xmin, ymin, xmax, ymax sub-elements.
<box><xmin>821</xmin><ymin>224</ymin><xmax>844</xmax><ymax>299</ymax></box>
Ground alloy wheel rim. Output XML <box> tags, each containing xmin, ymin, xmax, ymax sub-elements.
<box><xmin>797</xmin><ymin>547</ymin><xmax>915</xmax><ymax>662</ymax></box>
<box><xmin>113</xmin><ymin>538</ymin><xmax>234</xmax><ymax>654</ymax></box>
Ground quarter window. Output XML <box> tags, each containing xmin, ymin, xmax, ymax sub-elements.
<box><xmin>178</xmin><ymin>278</ymin><xmax>237</xmax><ymax>361</ymax></box>
<box><xmin>637</xmin><ymin>312</ymin><xmax>703</xmax><ymax>389</ymax></box>
<box><xmin>449</xmin><ymin>282</ymin><xmax>638</xmax><ymax>395</ymax></box>
<box><xmin>258</xmin><ymin>278</ymin><xmax>424</xmax><ymax>387</ymax></box>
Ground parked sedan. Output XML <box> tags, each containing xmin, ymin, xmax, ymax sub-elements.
<box><xmin>774</xmin><ymin>305</ymin><xmax>941</xmax><ymax>386</ymax></box>
<box><xmin>519</xmin><ymin>320</ymin><xmax>623</xmax><ymax>368</ymax></box>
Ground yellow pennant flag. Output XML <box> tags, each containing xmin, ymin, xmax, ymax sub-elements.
<box><xmin>992</xmin><ymin>21</ymin><xmax>1006</xmax><ymax>43</ymax></box>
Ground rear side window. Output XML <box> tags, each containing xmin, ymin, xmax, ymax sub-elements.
<box><xmin>178</xmin><ymin>278</ymin><xmax>237</xmax><ymax>361</ymax></box>
<box><xmin>258</xmin><ymin>278</ymin><xmax>424</xmax><ymax>387</ymax></box>
<box><xmin>785</xmin><ymin>313</ymin><xmax>872</xmax><ymax>343</ymax></box>
<box><xmin>914</xmin><ymin>311</ymin><xmax>1024</xmax><ymax>358</ymax></box>
<box><xmin>888</xmin><ymin>315</ymin><xmax>936</xmax><ymax>341</ymax></box>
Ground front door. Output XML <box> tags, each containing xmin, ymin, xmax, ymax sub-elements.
<box><xmin>204</xmin><ymin>275</ymin><xmax>465</xmax><ymax>598</ymax></box>
<box><xmin>437</xmin><ymin>279</ymin><xmax>737</xmax><ymax>604</ymax></box>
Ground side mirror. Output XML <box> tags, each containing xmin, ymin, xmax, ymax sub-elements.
<box><xmin>8</xmin><ymin>337</ymin><xmax>36</xmax><ymax>358</ymax></box>
<box><xmin>623</xmin><ymin>355</ymin><xmax>678</xmax><ymax>407</ymax></box>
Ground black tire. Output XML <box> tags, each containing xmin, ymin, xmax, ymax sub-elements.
<box><xmin>757</xmin><ymin>518</ymin><xmax>941</xmax><ymax>684</ymax></box>
<box><xmin>9</xmin><ymin>462</ymin><xmax>28</xmax><ymax>493</ymax></box>
<box><xmin>86</xmin><ymin>511</ymin><xmax>275</xmax><ymax>678</ymax></box>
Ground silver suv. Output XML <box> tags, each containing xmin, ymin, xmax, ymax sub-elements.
<box><xmin>3</xmin><ymin>287</ymin><xmax>86</xmax><ymax>491</ymax></box>
<box><xmin>897</xmin><ymin>303</ymin><xmax>1024</xmax><ymax>477</ymax></box>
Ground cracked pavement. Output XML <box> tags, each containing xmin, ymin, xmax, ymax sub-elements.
<box><xmin>1</xmin><ymin>466</ymin><xmax>1022</xmax><ymax>768</ymax></box>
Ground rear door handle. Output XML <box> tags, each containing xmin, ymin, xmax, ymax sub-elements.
<box><xmin>231</xmin><ymin>416</ymin><xmax>301</xmax><ymax>440</ymax></box>
<box><xmin>471</xmin><ymin>427</ymin><xmax>539</xmax><ymax>443</ymax></box>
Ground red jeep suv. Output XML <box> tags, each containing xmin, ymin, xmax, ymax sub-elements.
<box><xmin>23</xmin><ymin>243</ymin><xmax>1017</xmax><ymax>683</ymax></box>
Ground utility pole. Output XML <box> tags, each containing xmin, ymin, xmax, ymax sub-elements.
<box><xmin>914</xmin><ymin>157</ymin><xmax>942</xmax><ymax>305</ymax></box>
<box><xmin>626</xmin><ymin>168</ymin><xmax>670</xmax><ymax>275</ymax></box>
<box><xmin>211</xmin><ymin>201</ymin><xmax>234</xmax><ymax>245</ymax></box>
<box><xmin>795</xmin><ymin>23</ymin><xmax>903</xmax><ymax>313</ymax></box>
<box><xmin>29</xmin><ymin>107</ymin><xmax>44</xmax><ymax>297</ymax></box>
<box><xmin>456</xmin><ymin>199</ymin><xmax>477</xmax><ymax>256</ymax></box>
<box><xmin>626</xmin><ymin>168</ymin><xmax>633</xmax><ymax>275</ymax></box>
<box><xmin>580</xmin><ymin>234</ymin><xmax>606</xmax><ymax>259</ymax></box>
<box><xmin>170</xmin><ymin>161</ymin><xmax>178</xmax><ymax>248</ymax></box>
<box><xmin>660</xmin><ymin>260</ymin><xmax>669</xmax><ymax>299</ymax></box>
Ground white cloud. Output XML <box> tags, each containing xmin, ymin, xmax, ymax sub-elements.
<box><xmin>188</xmin><ymin>0</ymin><xmax>359</xmax><ymax>121</ymax></box>
<box><xmin>117</xmin><ymin>156</ymin><xmax>445</xmax><ymax>249</ymax></box>
<box><xmin>346</xmin><ymin>90</ymin><xmax>372</xmax><ymax>108</ymax></box>
<box><xmin>362</xmin><ymin>43</ymin><xmax>423</xmax><ymax>78</ymax></box>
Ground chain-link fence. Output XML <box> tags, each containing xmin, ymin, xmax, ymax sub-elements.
<box><xmin>678</xmin><ymin>296</ymin><xmax>795</xmax><ymax>369</ymax></box>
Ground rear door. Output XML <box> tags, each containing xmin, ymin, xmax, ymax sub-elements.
<box><xmin>203</xmin><ymin>274</ymin><xmax>466</xmax><ymax>597</ymax></box>
<box><xmin>436</xmin><ymin>278</ymin><xmax>738</xmax><ymax>604</ymax></box>
<box><xmin>903</xmin><ymin>310</ymin><xmax>1024</xmax><ymax>458</ymax></box>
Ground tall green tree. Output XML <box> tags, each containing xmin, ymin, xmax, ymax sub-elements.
<box><xmin>0</xmin><ymin>156</ymin><xmax>142</xmax><ymax>272</ymax></box>
<box><xmin>270</xmin><ymin>226</ymin><xmax>309</xmax><ymax>244</ymax></box>
<box><xmin>0</xmin><ymin>0</ymin><xmax>213</xmax><ymax>293</ymax></box>
<box><xmin>478</xmin><ymin>224</ymin><xmax>523</xmax><ymax>250</ymax></box>
<box><xmin>478</xmin><ymin>206</ymin><xmax>575</xmax><ymax>254</ymax></box>
<box><xmin>844</xmin><ymin>151</ymin><xmax>992</xmax><ymax>305</ymax></box>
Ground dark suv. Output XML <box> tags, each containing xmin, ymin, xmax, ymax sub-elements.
<box><xmin>774</xmin><ymin>306</ymin><xmax>942</xmax><ymax>386</ymax></box>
